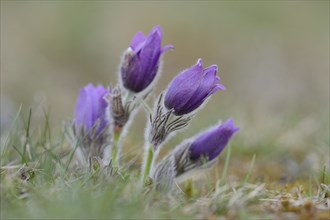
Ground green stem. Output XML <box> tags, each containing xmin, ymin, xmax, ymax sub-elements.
<box><xmin>124</xmin><ymin>90</ymin><xmax>133</xmax><ymax>104</ymax></box>
<box><xmin>110</xmin><ymin>90</ymin><xmax>132</xmax><ymax>167</ymax></box>
<box><xmin>142</xmin><ymin>143</ymin><xmax>154</xmax><ymax>183</ymax></box>
<box><xmin>219</xmin><ymin>144</ymin><xmax>231</xmax><ymax>185</ymax></box>
<box><xmin>111</xmin><ymin>131</ymin><xmax>120</xmax><ymax>167</ymax></box>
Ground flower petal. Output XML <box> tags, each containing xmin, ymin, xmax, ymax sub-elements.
<box><xmin>130</xmin><ymin>31</ymin><xmax>146</xmax><ymax>51</ymax></box>
<box><xmin>189</xmin><ymin>119</ymin><xmax>239</xmax><ymax>161</ymax></box>
<box><xmin>121</xmin><ymin>25</ymin><xmax>172</xmax><ymax>93</ymax></box>
<box><xmin>74</xmin><ymin>84</ymin><xmax>109</xmax><ymax>135</ymax></box>
<box><xmin>175</xmin><ymin>64</ymin><xmax>218</xmax><ymax>114</ymax></box>
<box><xmin>161</xmin><ymin>44</ymin><xmax>174</xmax><ymax>54</ymax></box>
<box><xmin>139</xmin><ymin>27</ymin><xmax>161</xmax><ymax>70</ymax></box>
<box><xmin>164</xmin><ymin>59</ymin><xmax>204</xmax><ymax>112</ymax></box>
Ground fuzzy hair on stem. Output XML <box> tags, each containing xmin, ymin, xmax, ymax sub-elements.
<box><xmin>147</xmin><ymin>93</ymin><xmax>193</xmax><ymax>151</ymax></box>
<box><xmin>65</xmin><ymin>119</ymin><xmax>112</xmax><ymax>166</ymax></box>
<box><xmin>151</xmin><ymin>154</ymin><xmax>176</xmax><ymax>192</ymax></box>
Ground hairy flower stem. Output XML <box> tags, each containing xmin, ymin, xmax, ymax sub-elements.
<box><xmin>142</xmin><ymin>143</ymin><xmax>154</xmax><ymax>183</ymax></box>
<box><xmin>109</xmin><ymin>90</ymin><xmax>133</xmax><ymax>167</ymax></box>
<box><xmin>76</xmin><ymin>146</ymin><xmax>88</xmax><ymax>166</ymax></box>
<box><xmin>111</xmin><ymin>131</ymin><xmax>120</xmax><ymax>167</ymax></box>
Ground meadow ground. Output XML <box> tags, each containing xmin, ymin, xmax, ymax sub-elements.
<box><xmin>0</xmin><ymin>107</ymin><xmax>329</xmax><ymax>219</ymax></box>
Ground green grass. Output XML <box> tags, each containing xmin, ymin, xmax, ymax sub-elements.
<box><xmin>1</xmin><ymin>108</ymin><xmax>329</xmax><ymax>219</ymax></box>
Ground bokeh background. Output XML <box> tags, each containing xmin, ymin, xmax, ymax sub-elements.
<box><xmin>1</xmin><ymin>1</ymin><xmax>329</xmax><ymax>182</ymax></box>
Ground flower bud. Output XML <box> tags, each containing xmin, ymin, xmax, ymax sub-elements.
<box><xmin>174</xmin><ymin>119</ymin><xmax>239</xmax><ymax>176</ymax></box>
<box><xmin>189</xmin><ymin>119</ymin><xmax>239</xmax><ymax>161</ymax></box>
<box><xmin>164</xmin><ymin>59</ymin><xmax>224</xmax><ymax>115</ymax></box>
<box><xmin>73</xmin><ymin>84</ymin><xmax>111</xmax><ymax>162</ymax></box>
<box><xmin>120</xmin><ymin>25</ymin><xmax>173</xmax><ymax>93</ymax></box>
<box><xmin>106</xmin><ymin>85</ymin><xmax>129</xmax><ymax>133</ymax></box>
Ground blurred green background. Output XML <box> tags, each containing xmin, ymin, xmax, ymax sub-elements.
<box><xmin>1</xmin><ymin>1</ymin><xmax>329</xmax><ymax>181</ymax></box>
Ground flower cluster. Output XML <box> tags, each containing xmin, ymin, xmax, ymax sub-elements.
<box><xmin>68</xmin><ymin>25</ymin><xmax>239</xmax><ymax>192</ymax></box>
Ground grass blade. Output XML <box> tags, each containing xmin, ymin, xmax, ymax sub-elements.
<box><xmin>242</xmin><ymin>154</ymin><xmax>256</xmax><ymax>184</ymax></box>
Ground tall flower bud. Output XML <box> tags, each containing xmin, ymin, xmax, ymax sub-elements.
<box><xmin>148</xmin><ymin>59</ymin><xmax>224</xmax><ymax>149</ymax></box>
<box><xmin>174</xmin><ymin>119</ymin><xmax>239</xmax><ymax>177</ymax></box>
<box><xmin>164</xmin><ymin>58</ymin><xmax>225</xmax><ymax>115</ymax></box>
<box><xmin>72</xmin><ymin>84</ymin><xmax>111</xmax><ymax>163</ymax></box>
<box><xmin>120</xmin><ymin>25</ymin><xmax>173</xmax><ymax>93</ymax></box>
<box><xmin>189</xmin><ymin>119</ymin><xmax>239</xmax><ymax>161</ymax></box>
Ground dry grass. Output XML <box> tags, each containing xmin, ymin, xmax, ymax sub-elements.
<box><xmin>1</xmin><ymin>108</ymin><xmax>329</xmax><ymax>219</ymax></box>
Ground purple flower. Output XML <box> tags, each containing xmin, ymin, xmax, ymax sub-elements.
<box><xmin>164</xmin><ymin>59</ymin><xmax>225</xmax><ymax>115</ymax></box>
<box><xmin>189</xmin><ymin>119</ymin><xmax>239</xmax><ymax>161</ymax></box>
<box><xmin>74</xmin><ymin>83</ymin><xmax>110</xmax><ymax>137</ymax></box>
<box><xmin>120</xmin><ymin>25</ymin><xmax>174</xmax><ymax>93</ymax></box>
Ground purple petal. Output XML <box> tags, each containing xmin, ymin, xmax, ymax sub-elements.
<box><xmin>120</xmin><ymin>25</ymin><xmax>173</xmax><ymax>93</ymax></box>
<box><xmin>221</xmin><ymin>119</ymin><xmax>240</xmax><ymax>133</ymax></box>
<box><xmin>130</xmin><ymin>32</ymin><xmax>146</xmax><ymax>51</ymax></box>
<box><xmin>75</xmin><ymin>88</ymin><xmax>89</xmax><ymax>130</ymax></box>
<box><xmin>189</xmin><ymin>119</ymin><xmax>239</xmax><ymax>161</ymax></box>
<box><xmin>164</xmin><ymin>60</ymin><xmax>225</xmax><ymax>115</ymax></box>
<box><xmin>164</xmin><ymin>59</ymin><xmax>204</xmax><ymax>111</ymax></box>
<box><xmin>74</xmin><ymin>84</ymin><xmax>109</xmax><ymax>135</ymax></box>
<box><xmin>196</xmin><ymin>58</ymin><xmax>203</xmax><ymax>68</ymax></box>
<box><xmin>139</xmin><ymin>27</ymin><xmax>161</xmax><ymax>64</ymax></box>
<box><xmin>161</xmin><ymin>45</ymin><xmax>174</xmax><ymax>54</ymax></box>
<box><xmin>203</xmin><ymin>65</ymin><xmax>217</xmax><ymax>76</ymax></box>
<box><xmin>150</xmin><ymin>25</ymin><xmax>162</xmax><ymax>38</ymax></box>
<box><xmin>172</xmin><ymin>64</ymin><xmax>217</xmax><ymax>114</ymax></box>
<box><xmin>210</xmin><ymin>83</ymin><xmax>225</xmax><ymax>94</ymax></box>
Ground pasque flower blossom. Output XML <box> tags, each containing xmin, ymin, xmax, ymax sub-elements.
<box><xmin>152</xmin><ymin>119</ymin><xmax>239</xmax><ymax>190</ymax></box>
<box><xmin>74</xmin><ymin>83</ymin><xmax>110</xmax><ymax>136</ymax></box>
<box><xmin>120</xmin><ymin>25</ymin><xmax>174</xmax><ymax>93</ymax></box>
<box><xmin>73</xmin><ymin>83</ymin><xmax>111</xmax><ymax>164</ymax></box>
<box><xmin>164</xmin><ymin>59</ymin><xmax>225</xmax><ymax>115</ymax></box>
<box><xmin>189</xmin><ymin>119</ymin><xmax>239</xmax><ymax>161</ymax></box>
<box><xmin>174</xmin><ymin>119</ymin><xmax>239</xmax><ymax>177</ymax></box>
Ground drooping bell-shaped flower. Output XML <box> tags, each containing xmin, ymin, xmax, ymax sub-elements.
<box><xmin>164</xmin><ymin>59</ymin><xmax>225</xmax><ymax>115</ymax></box>
<box><xmin>189</xmin><ymin>119</ymin><xmax>239</xmax><ymax>161</ymax></box>
<box><xmin>120</xmin><ymin>25</ymin><xmax>174</xmax><ymax>93</ymax></box>
<box><xmin>174</xmin><ymin>119</ymin><xmax>239</xmax><ymax>177</ymax></box>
